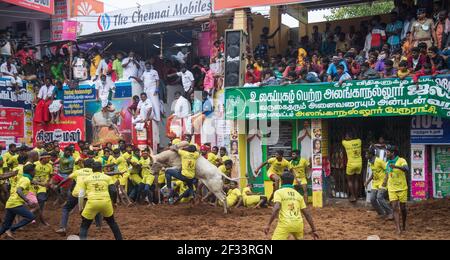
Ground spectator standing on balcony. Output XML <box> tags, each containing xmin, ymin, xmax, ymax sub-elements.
<box><xmin>21</xmin><ymin>57</ymin><xmax>37</xmax><ymax>81</ymax></box>
<box><xmin>134</xmin><ymin>62</ymin><xmax>161</xmax><ymax>122</ymax></box>
<box><xmin>401</xmin><ymin>11</ymin><xmax>415</xmax><ymax>41</ymax></box>
<box><xmin>49</xmin><ymin>81</ymin><xmax>64</xmax><ymax>124</ymax></box>
<box><xmin>321</xmin><ymin>35</ymin><xmax>337</xmax><ymax>57</ymax></box>
<box><xmin>112</xmin><ymin>52</ymin><xmax>124</xmax><ymax>81</ymax></box>
<box><xmin>72</xmin><ymin>52</ymin><xmax>88</xmax><ymax>81</ymax></box>
<box><xmin>0</xmin><ymin>32</ymin><xmax>13</xmax><ymax>62</ymax></box>
<box><xmin>370</xmin><ymin>15</ymin><xmax>386</xmax><ymax>51</ymax></box>
<box><xmin>168</xmin><ymin>65</ymin><xmax>195</xmax><ymax>98</ymax></box>
<box><xmin>50</xmin><ymin>58</ymin><xmax>64</xmax><ymax>83</ymax></box>
<box><xmin>1</xmin><ymin>57</ymin><xmax>22</xmax><ymax>90</ymax></box>
<box><xmin>122</xmin><ymin>51</ymin><xmax>141</xmax><ymax>95</ymax></box>
<box><xmin>386</xmin><ymin>12</ymin><xmax>404</xmax><ymax>52</ymax></box>
<box><xmin>311</xmin><ymin>26</ymin><xmax>322</xmax><ymax>47</ymax></box>
<box><xmin>89</xmin><ymin>49</ymin><xmax>101</xmax><ymax>80</ymax></box>
<box><xmin>410</xmin><ymin>8</ymin><xmax>436</xmax><ymax>48</ymax></box>
<box><xmin>96</xmin><ymin>74</ymin><xmax>116</xmax><ymax>109</ymax></box>
<box><xmin>34</xmin><ymin>78</ymin><xmax>55</xmax><ymax>124</ymax></box>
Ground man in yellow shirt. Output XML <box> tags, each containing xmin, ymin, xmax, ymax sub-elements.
<box><xmin>224</xmin><ymin>181</ymin><xmax>242</xmax><ymax>208</ymax></box>
<box><xmin>34</xmin><ymin>152</ymin><xmax>53</xmax><ymax>226</ymax></box>
<box><xmin>218</xmin><ymin>147</ymin><xmax>230</xmax><ymax>166</ymax></box>
<box><xmin>140</xmin><ymin>150</ymin><xmax>155</xmax><ymax>205</ymax></box>
<box><xmin>383</xmin><ymin>145</ymin><xmax>409</xmax><ymax>234</ymax></box>
<box><xmin>289</xmin><ymin>150</ymin><xmax>311</xmax><ymax>203</ymax></box>
<box><xmin>167</xmin><ymin>145</ymin><xmax>199</xmax><ymax>204</ymax></box>
<box><xmin>364</xmin><ymin>147</ymin><xmax>392</xmax><ymax>219</ymax></box>
<box><xmin>78</xmin><ymin>162</ymin><xmax>123</xmax><ymax>240</ymax></box>
<box><xmin>0</xmin><ymin>164</ymin><xmax>37</xmax><ymax>239</ymax></box>
<box><xmin>342</xmin><ymin>132</ymin><xmax>362</xmax><ymax>202</ymax></box>
<box><xmin>255</xmin><ymin>150</ymin><xmax>294</xmax><ymax>203</ymax></box>
<box><xmin>55</xmin><ymin>158</ymin><xmax>101</xmax><ymax>235</ymax></box>
<box><xmin>3</xmin><ymin>144</ymin><xmax>19</xmax><ymax>171</ymax></box>
<box><xmin>240</xmin><ymin>183</ymin><xmax>267</xmax><ymax>208</ymax></box>
<box><xmin>264</xmin><ymin>172</ymin><xmax>319</xmax><ymax>240</ymax></box>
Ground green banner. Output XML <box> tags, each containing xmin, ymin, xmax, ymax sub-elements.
<box><xmin>225</xmin><ymin>76</ymin><xmax>450</xmax><ymax>120</ymax></box>
<box><xmin>434</xmin><ymin>146</ymin><xmax>450</xmax><ymax>198</ymax></box>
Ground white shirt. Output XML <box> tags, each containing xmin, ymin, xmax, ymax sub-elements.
<box><xmin>96</xmin><ymin>59</ymin><xmax>108</xmax><ymax>76</ymax></box>
<box><xmin>38</xmin><ymin>85</ymin><xmax>55</xmax><ymax>99</ymax></box>
<box><xmin>140</xmin><ymin>69</ymin><xmax>159</xmax><ymax>94</ymax></box>
<box><xmin>177</xmin><ymin>70</ymin><xmax>195</xmax><ymax>92</ymax></box>
<box><xmin>0</xmin><ymin>62</ymin><xmax>17</xmax><ymax>76</ymax></box>
<box><xmin>122</xmin><ymin>57</ymin><xmax>139</xmax><ymax>79</ymax></box>
<box><xmin>174</xmin><ymin>51</ymin><xmax>188</xmax><ymax>64</ymax></box>
<box><xmin>0</xmin><ymin>41</ymin><xmax>11</xmax><ymax>56</ymax></box>
<box><xmin>137</xmin><ymin>99</ymin><xmax>153</xmax><ymax>120</ymax></box>
<box><xmin>174</xmin><ymin>96</ymin><xmax>191</xmax><ymax>118</ymax></box>
<box><xmin>138</xmin><ymin>61</ymin><xmax>145</xmax><ymax>78</ymax></box>
<box><xmin>95</xmin><ymin>79</ymin><xmax>115</xmax><ymax>100</ymax></box>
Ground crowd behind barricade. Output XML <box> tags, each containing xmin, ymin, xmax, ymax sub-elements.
<box><xmin>244</xmin><ymin>7</ymin><xmax>450</xmax><ymax>88</ymax></box>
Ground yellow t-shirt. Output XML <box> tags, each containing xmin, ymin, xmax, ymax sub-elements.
<box><xmin>273</xmin><ymin>187</ymin><xmax>306</xmax><ymax>227</ymax></box>
<box><xmin>342</xmin><ymin>139</ymin><xmax>362</xmax><ymax>167</ymax></box>
<box><xmin>10</xmin><ymin>164</ymin><xmax>26</xmax><ymax>192</ymax></box>
<box><xmin>369</xmin><ymin>157</ymin><xmax>387</xmax><ymax>190</ymax></box>
<box><xmin>140</xmin><ymin>157</ymin><xmax>154</xmax><ymax>185</ymax></box>
<box><xmin>221</xmin><ymin>155</ymin><xmax>231</xmax><ymax>163</ymax></box>
<box><xmin>172</xmin><ymin>138</ymin><xmax>181</xmax><ymax>145</ymax></box>
<box><xmin>80</xmin><ymin>171</ymin><xmax>114</xmax><ymax>201</ymax></box>
<box><xmin>129</xmin><ymin>156</ymin><xmax>142</xmax><ymax>185</ymax></box>
<box><xmin>218</xmin><ymin>165</ymin><xmax>231</xmax><ymax>177</ymax></box>
<box><xmin>242</xmin><ymin>186</ymin><xmax>261</xmax><ymax>207</ymax></box>
<box><xmin>90</xmin><ymin>54</ymin><xmax>101</xmax><ymax>77</ymax></box>
<box><xmin>158</xmin><ymin>170</ymin><xmax>166</xmax><ymax>184</ymax></box>
<box><xmin>397</xmin><ymin>69</ymin><xmax>410</xmax><ymax>78</ymax></box>
<box><xmin>122</xmin><ymin>152</ymin><xmax>132</xmax><ymax>161</ymax></box>
<box><xmin>289</xmin><ymin>158</ymin><xmax>310</xmax><ymax>180</ymax></box>
<box><xmin>3</xmin><ymin>152</ymin><xmax>19</xmax><ymax>170</ymax></box>
<box><xmin>226</xmin><ymin>188</ymin><xmax>241</xmax><ymax>206</ymax></box>
<box><xmin>6</xmin><ymin>176</ymin><xmax>32</xmax><ymax>209</ymax></box>
<box><xmin>387</xmin><ymin>157</ymin><xmax>408</xmax><ymax>192</ymax></box>
<box><xmin>33</xmin><ymin>161</ymin><xmax>53</xmax><ymax>193</ymax></box>
<box><xmin>268</xmin><ymin>158</ymin><xmax>290</xmax><ymax>176</ymax></box>
<box><xmin>178</xmin><ymin>150</ymin><xmax>200</xmax><ymax>179</ymax></box>
<box><xmin>207</xmin><ymin>153</ymin><xmax>218</xmax><ymax>166</ymax></box>
<box><xmin>33</xmin><ymin>147</ymin><xmax>45</xmax><ymax>155</ymax></box>
<box><xmin>69</xmin><ymin>168</ymin><xmax>94</xmax><ymax>197</ymax></box>
<box><xmin>113</xmin><ymin>156</ymin><xmax>129</xmax><ymax>174</ymax></box>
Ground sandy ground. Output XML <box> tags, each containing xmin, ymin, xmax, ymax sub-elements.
<box><xmin>0</xmin><ymin>199</ymin><xmax>449</xmax><ymax>240</ymax></box>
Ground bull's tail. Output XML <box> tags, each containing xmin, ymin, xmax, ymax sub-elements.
<box><xmin>218</xmin><ymin>171</ymin><xmax>247</xmax><ymax>182</ymax></box>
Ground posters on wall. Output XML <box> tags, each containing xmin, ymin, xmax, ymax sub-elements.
<box><xmin>0</xmin><ymin>107</ymin><xmax>24</xmax><ymax>139</ymax></box>
<box><xmin>411</xmin><ymin>145</ymin><xmax>426</xmax><ymax>200</ymax></box>
<box><xmin>225</xmin><ymin>76</ymin><xmax>450</xmax><ymax>120</ymax></box>
<box><xmin>0</xmin><ymin>78</ymin><xmax>34</xmax><ymax>110</ymax></box>
<box><xmin>311</xmin><ymin>119</ymin><xmax>323</xmax><ymax>208</ymax></box>
<box><xmin>63</xmin><ymin>85</ymin><xmax>96</xmax><ymax>116</ymax></box>
<box><xmin>433</xmin><ymin>146</ymin><xmax>450</xmax><ymax>198</ymax></box>
<box><xmin>33</xmin><ymin>116</ymin><xmax>85</xmax><ymax>148</ymax></box>
<box><xmin>84</xmin><ymin>99</ymin><xmax>133</xmax><ymax>145</ymax></box>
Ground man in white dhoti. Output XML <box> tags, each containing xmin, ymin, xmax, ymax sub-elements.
<box><xmin>95</xmin><ymin>74</ymin><xmax>115</xmax><ymax>109</ymax></box>
<box><xmin>297</xmin><ymin>120</ymin><xmax>312</xmax><ymax>161</ymax></box>
<box><xmin>132</xmin><ymin>92</ymin><xmax>153</xmax><ymax>131</ymax></box>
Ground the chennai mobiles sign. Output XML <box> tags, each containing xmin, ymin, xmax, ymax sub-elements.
<box><xmin>74</xmin><ymin>0</ymin><xmax>212</xmax><ymax>36</ymax></box>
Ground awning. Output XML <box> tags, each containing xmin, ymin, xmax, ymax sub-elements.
<box><xmin>73</xmin><ymin>0</ymin><xmax>213</xmax><ymax>38</ymax></box>
<box><xmin>225</xmin><ymin>76</ymin><xmax>450</xmax><ymax>120</ymax></box>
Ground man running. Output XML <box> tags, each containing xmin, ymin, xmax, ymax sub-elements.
<box><xmin>364</xmin><ymin>147</ymin><xmax>392</xmax><ymax>219</ymax></box>
<box><xmin>289</xmin><ymin>150</ymin><xmax>310</xmax><ymax>203</ymax></box>
<box><xmin>264</xmin><ymin>172</ymin><xmax>319</xmax><ymax>240</ymax></box>
<box><xmin>0</xmin><ymin>164</ymin><xmax>37</xmax><ymax>239</ymax></box>
<box><xmin>255</xmin><ymin>150</ymin><xmax>293</xmax><ymax>203</ymax></box>
<box><xmin>78</xmin><ymin>162</ymin><xmax>123</xmax><ymax>240</ymax></box>
<box><xmin>383</xmin><ymin>145</ymin><xmax>409</xmax><ymax>234</ymax></box>
<box><xmin>342</xmin><ymin>132</ymin><xmax>363</xmax><ymax>202</ymax></box>
<box><xmin>33</xmin><ymin>152</ymin><xmax>53</xmax><ymax>226</ymax></box>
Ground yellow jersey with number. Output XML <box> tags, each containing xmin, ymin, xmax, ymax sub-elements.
<box><xmin>369</xmin><ymin>157</ymin><xmax>387</xmax><ymax>190</ymax></box>
<box><xmin>69</xmin><ymin>168</ymin><xmax>94</xmax><ymax>197</ymax></box>
<box><xmin>80</xmin><ymin>171</ymin><xmax>114</xmax><ymax>201</ymax></box>
<box><xmin>273</xmin><ymin>187</ymin><xmax>306</xmax><ymax>228</ymax></box>
<box><xmin>33</xmin><ymin>161</ymin><xmax>53</xmax><ymax>193</ymax></box>
<box><xmin>178</xmin><ymin>150</ymin><xmax>199</xmax><ymax>179</ymax></box>
<box><xmin>342</xmin><ymin>139</ymin><xmax>362</xmax><ymax>167</ymax></box>
<box><xmin>387</xmin><ymin>157</ymin><xmax>408</xmax><ymax>192</ymax></box>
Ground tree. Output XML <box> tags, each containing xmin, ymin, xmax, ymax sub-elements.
<box><xmin>325</xmin><ymin>0</ymin><xmax>395</xmax><ymax>21</ymax></box>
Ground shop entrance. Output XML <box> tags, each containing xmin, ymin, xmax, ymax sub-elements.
<box><xmin>327</xmin><ymin>116</ymin><xmax>411</xmax><ymax>199</ymax></box>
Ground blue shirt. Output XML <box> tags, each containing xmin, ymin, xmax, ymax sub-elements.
<box><xmin>327</xmin><ymin>61</ymin><xmax>349</xmax><ymax>77</ymax></box>
<box><xmin>202</xmin><ymin>99</ymin><xmax>213</xmax><ymax>117</ymax></box>
<box><xmin>386</xmin><ymin>20</ymin><xmax>403</xmax><ymax>46</ymax></box>
<box><xmin>54</xmin><ymin>87</ymin><xmax>64</xmax><ymax>100</ymax></box>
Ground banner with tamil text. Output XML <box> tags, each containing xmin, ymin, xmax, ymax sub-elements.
<box><xmin>225</xmin><ymin>76</ymin><xmax>450</xmax><ymax>120</ymax></box>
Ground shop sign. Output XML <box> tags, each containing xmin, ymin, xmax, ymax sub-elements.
<box><xmin>74</xmin><ymin>0</ymin><xmax>212</xmax><ymax>36</ymax></box>
<box><xmin>225</xmin><ymin>76</ymin><xmax>450</xmax><ymax>120</ymax></box>
<box><xmin>0</xmin><ymin>78</ymin><xmax>33</xmax><ymax>110</ymax></box>
<box><xmin>33</xmin><ymin>116</ymin><xmax>84</xmax><ymax>148</ymax></box>
<box><xmin>0</xmin><ymin>107</ymin><xmax>24</xmax><ymax>138</ymax></box>
<box><xmin>411</xmin><ymin>116</ymin><xmax>450</xmax><ymax>144</ymax></box>
<box><xmin>3</xmin><ymin>0</ymin><xmax>54</xmax><ymax>15</ymax></box>
<box><xmin>214</xmin><ymin>0</ymin><xmax>309</xmax><ymax>11</ymax></box>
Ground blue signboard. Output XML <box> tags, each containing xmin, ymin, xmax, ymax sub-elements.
<box><xmin>63</xmin><ymin>84</ymin><xmax>96</xmax><ymax>116</ymax></box>
<box><xmin>411</xmin><ymin>116</ymin><xmax>450</xmax><ymax>144</ymax></box>
<box><xmin>114</xmin><ymin>81</ymin><xmax>132</xmax><ymax>98</ymax></box>
<box><xmin>0</xmin><ymin>78</ymin><xmax>33</xmax><ymax>109</ymax></box>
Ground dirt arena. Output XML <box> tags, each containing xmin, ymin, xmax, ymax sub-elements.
<box><xmin>1</xmin><ymin>199</ymin><xmax>449</xmax><ymax>240</ymax></box>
